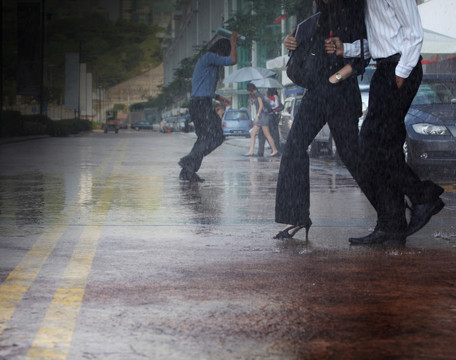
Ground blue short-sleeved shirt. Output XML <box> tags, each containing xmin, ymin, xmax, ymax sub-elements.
<box><xmin>191</xmin><ymin>52</ymin><xmax>233</xmax><ymax>98</ymax></box>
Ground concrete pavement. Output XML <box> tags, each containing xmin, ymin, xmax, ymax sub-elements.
<box><xmin>0</xmin><ymin>130</ymin><xmax>455</xmax><ymax>359</ymax></box>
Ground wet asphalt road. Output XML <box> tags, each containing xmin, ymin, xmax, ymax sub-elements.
<box><xmin>0</xmin><ymin>129</ymin><xmax>455</xmax><ymax>359</ymax></box>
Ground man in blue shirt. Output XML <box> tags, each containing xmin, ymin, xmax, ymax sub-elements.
<box><xmin>178</xmin><ymin>32</ymin><xmax>238</xmax><ymax>182</ymax></box>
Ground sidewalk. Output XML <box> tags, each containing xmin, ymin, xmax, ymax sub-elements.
<box><xmin>0</xmin><ymin>135</ymin><xmax>50</xmax><ymax>146</ymax></box>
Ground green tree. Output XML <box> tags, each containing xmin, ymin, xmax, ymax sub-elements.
<box><xmin>224</xmin><ymin>0</ymin><xmax>314</xmax><ymax>62</ymax></box>
<box><xmin>40</xmin><ymin>14</ymin><xmax>163</xmax><ymax>102</ymax></box>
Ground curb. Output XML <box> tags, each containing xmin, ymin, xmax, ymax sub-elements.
<box><xmin>0</xmin><ymin>135</ymin><xmax>50</xmax><ymax>146</ymax></box>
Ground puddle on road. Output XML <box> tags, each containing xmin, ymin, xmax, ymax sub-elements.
<box><xmin>82</xmin><ymin>248</ymin><xmax>456</xmax><ymax>359</ymax></box>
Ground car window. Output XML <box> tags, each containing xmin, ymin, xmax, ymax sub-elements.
<box><xmin>412</xmin><ymin>81</ymin><xmax>456</xmax><ymax>105</ymax></box>
<box><xmin>293</xmin><ymin>98</ymin><xmax>301</xmax><ymax>117</ymax></box>
<box><xmin>284</xmin><ymin>99</ymin><xmax>293</xmax><ymax>114</ymax></box>
<box><xmin>226</xmin><ymin>111</ymin><xmax>249</xmax><ymax>120</ymax></box>
<box><xmin>357</xmin><ymin>67</ymin><xmax>375</xmax><ymax>90</ymax></box>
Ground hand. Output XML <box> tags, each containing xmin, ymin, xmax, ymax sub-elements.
<box><xmin>396</xmin><ymin>76</ymin><xmax>405</xmax><ymax>89</ymax></box>
<box><xmin>230</xmin><ymin>31</ymin><xmax>239</xmax><ymax>43</ymax></box>
<box><xmin>325</xmin><ymin>37</ymin><xmax>343</xmax><ymax>56</ymax></box>
<box><xmin>284</xmin><ymin>33</ymin><xmax>298</xmax><ymax>51</ymax></box>
<box><xmin>219</xmin><ymin>96</ymin><xmax>231</xmax><ymax>107</ymax></box>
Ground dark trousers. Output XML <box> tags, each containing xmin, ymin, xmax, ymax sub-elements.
<box><xmin>275</xmin><ymin>84</ymin><xmax>360</xmax><ymax>225</ymax></box>
<box><xmin>179</xmin><ymin>98</ymin><xmax>224</xmax><ymax>173</ymax></box>
<box><xmin>258</xmin><ymin>113</ymin><xmax>282</xmax><ymax>155</ymax></box>
<box><xmin>357</xmin><ymin>60</ymin><xmax>441</xmax><ymax>231</ymax></box>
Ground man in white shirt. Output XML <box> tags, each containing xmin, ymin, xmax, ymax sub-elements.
<box><xmin>328</xmin><ymin>0</ymin><xmax>444</xmax><ymax>245</ymax></box>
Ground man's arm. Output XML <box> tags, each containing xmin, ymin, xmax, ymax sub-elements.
<box><xmin>390</xmin><ymin>0</ymin><xmax>423</xmax><ymax>87</ymax></box>
<box><xmin>325</xmin><ymin>38</ymin><xmax>370</xmax><ymax>60</ymax></box>
<box><xmin>214</xmin><ymin>94</ymin><xmax>231</xmax><ymax>107</ymax></box>
<box><xmin>230</xmin><ymin>31</ymin><xmax>238</xmax><ymax>65</ymax></box>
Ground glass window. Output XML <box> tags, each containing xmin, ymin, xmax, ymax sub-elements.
<box><xmin>412</xmin><ymin>79</ymin><xmax>456</xmax><ymax>105</ymax></box>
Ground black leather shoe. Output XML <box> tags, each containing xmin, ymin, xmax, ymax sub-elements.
<box><xmin>349</xmin><ymin>229</ymin><xmax>405</xmax><ymax>245</ymax></box>
<box><xmin>406</xmin><ymin>198</ymin><xmax>445</xmax><ymax>236</ymax></box>
<box><xmin>179</xmin><ymin>169</ymin><xmax>188</xmax><ymax>181</ymax></box>
<box><xmin>187</xmin><ymin>172</ymin><xmax>205</xmax><ymax>183</ymax></box>
<box><xmin>179</xmin><ymin>169</ymin><xmax>204</xmax><ymax>182</ymax></box>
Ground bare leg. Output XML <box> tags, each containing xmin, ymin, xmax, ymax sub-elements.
<box><xmin>246</xmin><ymin>126</ymin><xmax>259</xmax><ymax>155</ymax></box>
<box><xmin>261</xmin><ymin>126</ymin><xmax>278</xmax><ymax>155</ymax></box>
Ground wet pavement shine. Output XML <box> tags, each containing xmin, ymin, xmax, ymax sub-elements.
<box><xmin>0</xmin><ymin>130</ymin><xmax>455</xmax><ymax>359</ymax></box>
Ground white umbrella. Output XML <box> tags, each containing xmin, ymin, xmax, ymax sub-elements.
<box><xmin>223</xmin><ymin>66</ymin><xmax>276</xmax><ymax>83</ymax></box>
<box><xmin>421</xmin><ymin>28</ymin><xmax>456</xmax><ymax>54</ymax></box>
<box><xmin>251</xmin><ymin>77</ymin><xmax>283</xmax><ymax>89</ymax></box>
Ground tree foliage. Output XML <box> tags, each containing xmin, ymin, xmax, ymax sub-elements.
<box><xmin>2</xmin><ymin>12</ymin><xmax>164</xmax><ymax>105</ymax></box>
<box><xmin>148</xmin><ymin>53</ymin><xmax>200</xmax><ymax>110</ymax></box>
<box><xmin>45</xmin><ymin>14</ymin><xmax>163</xmax><ymax>95</ymax></box>
<box><xmin>224</xmin><ymin>0</ymin><xmax>314</xmax><ymax>61</ymax></box>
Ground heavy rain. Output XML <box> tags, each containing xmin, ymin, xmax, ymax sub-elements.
<box><xmin>1</xmin><ymin>0</ymin><xmax>456</xmax><ymax>359</ymax></box>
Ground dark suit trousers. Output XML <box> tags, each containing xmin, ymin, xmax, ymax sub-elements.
<box><xmin>357</xmin><ymin>60</ymin><xmax>441</xmax><ymax>231</ymax></box>
<box><xmin>275</xmin><ymin>82</ymin><xmax>361</xmax><ymax>225</ymax></box>
<box><xmin>180</xmin><ymin>98</ymin><xmax>224</xmax><ymax>173</ymax></box>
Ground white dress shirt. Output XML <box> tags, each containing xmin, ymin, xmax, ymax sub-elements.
<box><xmin>344</xmin><ymin>39</ymin><xmax>371</xmax><ymax>60</ymax></box>
<box><xmin>364</xmin><ymin>0</ymin><xmax>423</xmax><ymax>78</ymax></box>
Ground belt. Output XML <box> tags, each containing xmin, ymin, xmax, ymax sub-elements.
<box><xmin>374</xmin><ymin>53</ymin><xmax>401</xmax><ymax>65</ymax></box>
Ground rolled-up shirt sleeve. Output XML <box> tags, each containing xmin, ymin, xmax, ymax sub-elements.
<box><xmin>391</xmin><ymin>0</ymin><xmax>423</xmax><ymax>78</ymax></box>
<box><xmin>343</xmin><ymin>39</ymin><xmax>371</xmax><ymax>59</ymax></box>
<box><xmin>342</xmin><ymin>39</ymin><xmax>371</xmax><ymax>76</ymax></box>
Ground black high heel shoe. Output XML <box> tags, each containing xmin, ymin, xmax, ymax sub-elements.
<box><xmin>273</xmin><ymin>220</ymin><xmax>312</xmax><ymax>240</ymax></box>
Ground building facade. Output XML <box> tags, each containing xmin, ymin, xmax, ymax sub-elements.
<box><xmin>162</xmin><ymin>0</ymin><xmax>290</xmax><ymax>110</ymax></box>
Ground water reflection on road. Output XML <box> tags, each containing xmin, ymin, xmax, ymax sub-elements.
<box><xmin>0</xmin><ymin>131</ymin><xmax>455</xmax><ymax>359</ymax></box>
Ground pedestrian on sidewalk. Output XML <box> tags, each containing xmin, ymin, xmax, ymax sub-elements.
<box><xmin>244</xmin><ymin>83</ymin><xmax>279</xmax><ymax>157</ymax></box>
<box><xmin>330</xmin><ymin>0</ymin><xmax>444</xmax><ymax>245</ymax></box>
<box><xmin>257</xmin><ymin>88</ymin><xmax>282</xmax><ymax>157</ymax></box>
<box><xmin>274</xmin><ymin>0</ymin><xmax>369</xmax><ymax>240</ymax></box>
<box><xmin>178</xmin><ymin>32</ymin><xmax>239</xmax><ymax>182</ymax></box>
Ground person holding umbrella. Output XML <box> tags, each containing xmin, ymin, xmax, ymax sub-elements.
<box><xmin>244</xmin><ymin>83</ymin><xmax>280</xmax><ymax>157</ymax></box>
<box><xmin>178</xmin><ymin>32</ymin><xmax>238</xmax><ymax>182</ymax></box>
<box><xmin>257</xmin><ymin>88</ymin><xmax>283</xmax><ymax>157</ymax></box>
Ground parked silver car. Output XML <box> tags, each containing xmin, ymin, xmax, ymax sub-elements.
<box><xmin>278</xmin><ymin>94</ymin><xmax>333</xmax><ymax>156</ymax></box>
<box><xmin>221</xmin><ymin>108</ymin><xmax>253</xmax><ymax>138</ymax></box>
<box><xmin>357</xmin><ymin>66</ymin><xmax>376</xmax><ymax>130</ymax></box>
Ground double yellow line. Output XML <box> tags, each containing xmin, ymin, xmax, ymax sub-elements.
<box><xmin>0</xmin><ymin>139</ymin><xmax>128</xmax><ymax>359</ymax></box>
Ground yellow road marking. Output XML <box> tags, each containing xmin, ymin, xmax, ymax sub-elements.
<box><xmin>0</xmin><ymin>140</ymin><xmax>126</xmax><ymax>336</ymax></box>
<box><xmin>26</xmin><ymin>141</ymin><xmax>127</xmax><ymax>359</ymax></box>
<box><xmin>0</xmin><ymin>229</ymin><xmax>65</xmax><ymax>335</ymax></box>
<box><xmin>442</xmin><ymin>183</ymin><xmax>456</xmax><ymax>194</ymax></box>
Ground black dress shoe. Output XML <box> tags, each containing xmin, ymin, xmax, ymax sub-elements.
<box><xmin>179</xmin><ymin>168</ymin><xmax>188</xmax><ymax>181</ymax></box>
<box><xmin>179</xmin><ymin>169</ymin><xmax>204</xmax><ymax>182</ymax></box>
<box><xmin>349</xmin><ymin>229</ymin><xmax>405</xmax><ymax>245</ymax></box>
<box><xmin>406</xmin><ymin>198</ymin><xmax>445</xmax><ymax>236</ymax></box>
<box><xmin>187</xmin><ymin>172</ymin><xmax>205</xmax><ymax>182</ymax></box>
